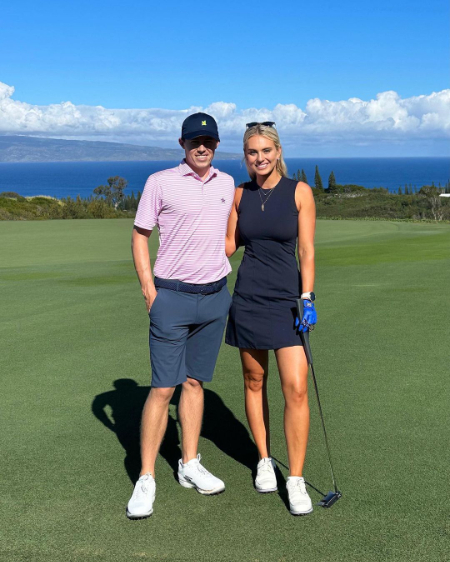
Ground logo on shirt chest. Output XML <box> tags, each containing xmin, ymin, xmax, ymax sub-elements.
<box><xmin>221</xmin><ymin>198</ymin><xmax>226</xmax><ymax>203</ymax></box>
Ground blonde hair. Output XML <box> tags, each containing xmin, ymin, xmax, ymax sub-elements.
<box><xmin>243</xmin><ymin>124</ymin><xmax>288</xmax><ymax>180</ymax></box>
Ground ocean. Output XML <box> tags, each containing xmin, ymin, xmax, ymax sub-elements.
<box><xmin>0</xmin><ymin>158</ymin><xmax>448</xmax><ymax>199</ymax></box>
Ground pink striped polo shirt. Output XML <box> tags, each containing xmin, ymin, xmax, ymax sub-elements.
<box><xmin>134</xmin><ymin>160</ymin><xmax>235</xmax><ymax>284</ymax></box>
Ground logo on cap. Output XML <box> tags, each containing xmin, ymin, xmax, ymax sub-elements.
<box><xmin>202</xmin><ymin>120</ymin><xmax>207</xmax><ymax>126</ymax></box>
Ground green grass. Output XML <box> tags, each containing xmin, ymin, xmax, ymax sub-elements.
<box><xmin>1</xmin><ymin>219</ymin><xmax>449</xmax><ymax>562</ymax></box>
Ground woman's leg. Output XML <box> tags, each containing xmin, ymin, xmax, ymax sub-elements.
<box><xmin>240</xmin><ymin>348</ymin><xmax>270</xmax><ymax>459</ymax></box>
<box><xmin>274</xmin><ymin>345</ymin><xmax>309</xmax><ymax>476</ymax></box>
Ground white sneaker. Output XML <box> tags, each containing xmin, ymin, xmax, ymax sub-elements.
<box><xmin>286</xmin><ymin>476</ymin><xmax>313</xmax><ymax>515</ymax></box>
<box><xmin>178</xmin><ymin>454</ymin><xmax>225</xmax><ymax>495</ymax></box>
<box><xmin>126</xmin><ymin>473</ymin><xmax>156</xmax><ymax>519</ymax></box>
<box><xmin>255</xmin><ymin>457</ymin><xmax>278</xmax><ymax>493</ymax></box>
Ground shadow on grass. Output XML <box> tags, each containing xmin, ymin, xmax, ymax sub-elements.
<box><xmin>92</xmin><ymin>379</ymin><xmax>258</xmax><ymax>483</ymax></box>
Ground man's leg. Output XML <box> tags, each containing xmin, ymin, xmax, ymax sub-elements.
<box><xmin>144</xmin><ymin>288</ymin><xmax>193</xmax><ymax>474</ymax></box>
<box><xmin>175</xmin><ymin>286</ymin><xmax>230</xmax><ymax>494</ymax></box>
<box><xmin>140</xmin><ymin>386</ymin><xmax>176</xmax><ymax>477</ymax></box>
<box><xmin>127</xmin><ymin>290</ymin><xmax>192</xmax><ymax>518</ymax></box>
<box><xmin>179</xmin><ymin>377</ymin><xmax>204</xmax><ymax>463</ymax></box>
<box><xmin>177</xmin><ymin>375</ymin><xmax>225</xmax><ymax>494</ymax></box>
<box><xmin>127</xmin><ymin>386</ymin><xmax>175</xmax><ymax>519</ymax></box>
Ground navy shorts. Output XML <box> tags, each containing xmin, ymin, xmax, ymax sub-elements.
<box><xmin>149</xmin><ymin>284</ymin><xmax>232</xmax><ymax>388</ymax></box>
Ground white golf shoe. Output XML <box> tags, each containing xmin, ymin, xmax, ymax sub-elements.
<box><xmin>255</xmin><ymin>457</ymin><xmax>278</xmax><ymax>493</ymax></box>
<box><xmin>126</xmin><ymin>473</ymin><xmax>156</xmax><ymax>519</ymax></box>
<box><xmin>178</xmin><ymin>454</ymin><xmax>225</xmax><ymax>495</ymax></box>
<box><xmin>286</xmin><ymin>476</ymin><xmax>313</xmax><ymax>516</ymax></box>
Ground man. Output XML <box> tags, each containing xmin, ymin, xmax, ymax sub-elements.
<box><xmin>126</xmin><ymin>113</ymin><xmax>234</xmax><ymax>519</ymax></box>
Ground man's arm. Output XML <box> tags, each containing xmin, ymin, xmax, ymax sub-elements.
<box><xmin>132</xmin><ymin>226</ymin><xmax>157</xmax><ymax>312</ymax></box>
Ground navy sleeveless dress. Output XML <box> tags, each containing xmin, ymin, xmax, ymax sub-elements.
<box><xmin>225</xmin><ymin>176</ymin><xmax>303</xmax><ymax>350</ymax></box>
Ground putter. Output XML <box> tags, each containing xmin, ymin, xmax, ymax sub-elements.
<box><xmin>296</xmin><ymin>299</ymin><xmax>342</xmax><ymax>508</ymax></box>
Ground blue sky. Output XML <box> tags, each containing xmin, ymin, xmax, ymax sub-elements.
<box><xmin>0</xmin><ymin>0</ymin><xmax>449</xmax><ymax>156</ymax></box>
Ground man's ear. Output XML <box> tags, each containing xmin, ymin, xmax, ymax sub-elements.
<box><xmin>178</xmin><ymin>138</ymin><xmax>185</xmax><ymax>148</ymax></box>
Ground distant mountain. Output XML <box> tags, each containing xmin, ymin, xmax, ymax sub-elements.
<box><xmin>0</xmin><ymin>136</ymin><xmax>241</xmax><ymax>162</ymax></box>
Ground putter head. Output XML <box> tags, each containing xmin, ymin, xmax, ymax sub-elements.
<box><xmin>318</xmin><ymin>490</ymin><xmax>342</xmax><ymax>508</ymax></box>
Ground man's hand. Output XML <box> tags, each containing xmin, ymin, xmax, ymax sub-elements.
<box><xmin>144</xmin><ymin>288</ymin><xmax>158</xmax><ymax>313</ymax></box>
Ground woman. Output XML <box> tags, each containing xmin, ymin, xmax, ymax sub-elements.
<box><xmin>225</xmin><ymin>122</ymin><xmax>317</xmax><ymax>515</ymax></box>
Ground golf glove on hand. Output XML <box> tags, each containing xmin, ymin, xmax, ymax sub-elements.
<box><xmin>295</xmin><ymin>300</ymin><xmax>317</xmax><ymax>332</ymax></box>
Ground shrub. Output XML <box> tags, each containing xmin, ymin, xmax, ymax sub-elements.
<box><xmin>87</xmin><ymin>199</ymin><xmax>118</xmax><ymax>219</ymax></box>
<box><xmin>0</xmin><ymin>191</ymin><xmax>26</xmax><ymax>200</ymax></box>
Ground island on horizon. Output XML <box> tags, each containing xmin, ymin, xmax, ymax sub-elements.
<box><xmin>0</xmin><ymin>136</ymin><xmax>241</xmax><ymax>163</ymax></box>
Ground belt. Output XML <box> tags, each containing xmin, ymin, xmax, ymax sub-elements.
<box><xmin>154</xmin><ymin>276</ymin><xmax>227</xmax><ymax>295</ymax></box>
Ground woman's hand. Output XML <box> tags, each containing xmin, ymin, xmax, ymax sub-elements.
<box><xmin>295</xmin><ymin>300</ymin><xmax>317</xmax><ymax>332</ymax></box>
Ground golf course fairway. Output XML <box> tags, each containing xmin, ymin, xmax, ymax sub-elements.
<box><xmin>1</xmin><ymin>219</ymin><xmax>449</xmax><ymax>562</ymax></box>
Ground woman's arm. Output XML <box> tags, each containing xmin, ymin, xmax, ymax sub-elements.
<box><xmin>225</xmin><ymin>186</ymin><xmax>244</xmax><ymax>257</ymax></box>
<box><xmin>295</xmin><ymin>182</ymin><xmax>316</xmax><ymax>293</ymax></box>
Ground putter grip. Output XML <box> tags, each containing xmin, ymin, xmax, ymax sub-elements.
<box><xmin>296</xmin><ymin>298</ymin><xmax>313</xmax><ymax>366</ymax></box>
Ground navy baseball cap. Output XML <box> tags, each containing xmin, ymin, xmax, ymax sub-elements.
<box><xmin>181</xmin><ymin>112</ymin><xmax>220</xmax><ymax>141</ymax></box>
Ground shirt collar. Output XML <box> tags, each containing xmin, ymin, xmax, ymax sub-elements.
<box><xmin>179</xmin><ymin>159</ymin><xmax>218</xmax><ymax>183</ymax></box>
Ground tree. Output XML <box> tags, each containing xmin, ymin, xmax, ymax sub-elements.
<box><xmin>314</xmin><ymin>166</ymin><xmax>324</xmax><ymax>191</ymax></box>
<box><xmin>398</xmin><ymin>186</ymin><xmax>402</xmax><ymax>195</ymax></box>
<box><xmin>301</xmin><ymin>169</ymin><xmax>308</xmax><ymax>184</ymax></box>
<box><xmin>94</xmin><ymin>176</ymin><xmax>128</xmax><ymax>208</ymax></box>
<box><xmin>419</xmin><ymin>185</ymin><xmax>444</xmax><ymax>221</ymax></box>
<box><xmin>328</xmin><ymin>171</ymin><xmax>336</xmax><ymax>192</ymax></box>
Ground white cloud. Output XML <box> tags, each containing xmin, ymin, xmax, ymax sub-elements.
<box><xmin>0</xmin><ymin>81</ymin><xmax>449</xmax><ymax>151</ymax></box>
<box><xmin>301</xmin><ymin>90</ymin><xmax>450</xmax><ymax>139</ymax></box>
